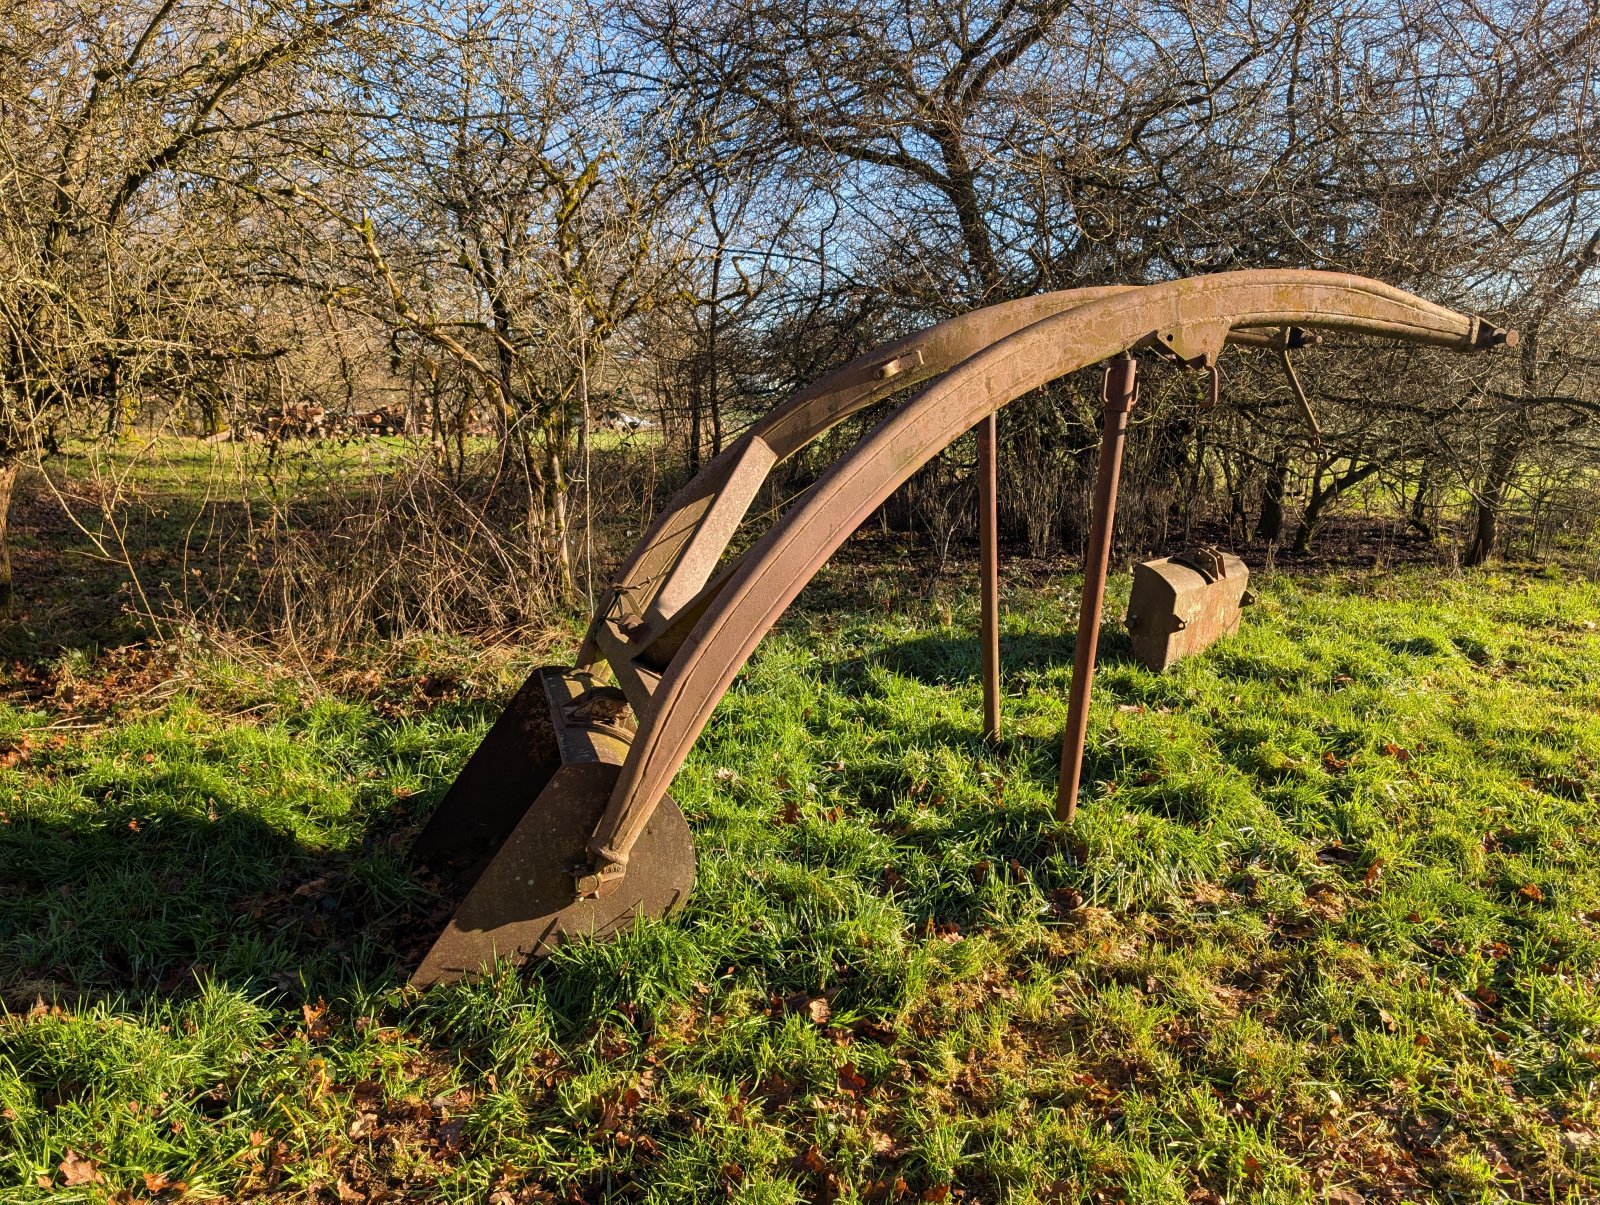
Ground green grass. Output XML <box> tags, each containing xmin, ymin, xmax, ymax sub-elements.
<box><xmin>4</xmin><ymin>565</ymin><xmax>1600</xmax><ymax>1202</ymax></box>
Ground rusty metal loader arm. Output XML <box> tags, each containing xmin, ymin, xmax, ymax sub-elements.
<box><xmin>408</xmin><ymin>270</ymin><xmax>1513</xmax><ymax>987</ymax></box>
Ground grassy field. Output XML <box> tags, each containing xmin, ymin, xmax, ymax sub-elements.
<box><xmin>3</xmin><ymin>559</ymin><xmax>1600</xmax><ymax>1203</ymax></box>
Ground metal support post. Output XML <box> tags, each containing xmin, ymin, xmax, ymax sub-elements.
<box><xmin>977</xmin><ymin>413</ymin><xmax>1001</xmax><ymax>741</ymax></box>
<box><xmin>1056</xmin><ymin>355</ymin><xmax>1138</xmax><ymax>822</ymax></box>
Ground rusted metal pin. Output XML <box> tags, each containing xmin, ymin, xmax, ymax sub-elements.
<box><xmin>1056</xmin><ymin>354</ymin><xmax>1138</xmax><ymax>823</ymax></box>
<box><xmin>977</xmin><ymin>412</ymin><xmax>1001</xmax><ymax>741</ymax></box>
<box><xmin>1276</xmin><ymin>336</ymin><xmax>1323</xmax><ymax>448</ymax></box>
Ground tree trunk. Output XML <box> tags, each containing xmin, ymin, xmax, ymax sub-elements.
<box><xmin>686</xmin><ymin>370</ymin><xmax>703</xmax><ymax>475</ymax></box>
<box><xmin>1293</xmin><ymin>460</ymin><xmax>1380</xmax><ymax>553</ymax></box>
<box><xmin>200</xmin><ymin>388</ymin><xmax>225</xmax><ymax>439</ymax></box>
<box><xmin>1255</xmin><ymin>450</ymin><xmax>1289</xmax><ymax>542</ymax></box>
<box><xmin>707</xmin><ymin>250</ymin><xmax>724</xmax><ymax>458</ymax></box>
<box><xmin>0</xmin><ymin>462</ymin><xmax>17</xmax><ymax>620</ymax></box>
<box><xmin>1465</xmin><ymin>434</ymin><xmax>1521</xmax><ymax>566</ymax></box>
<box><xmin>934</xmin><ymin>129</ymin><xmax>1003</xmax><ymax>298</ymax></box>
<box><xmin>1407</xmin><ymin>463</ymin><xmax>1434</xmax><ymax>539</ymax></box>
<box><xmin>547</xmin><ymin>444</ymin><xmax>575</xmax><ymax>601</ymax></box>
<box><xmin>103</xmin><ymin>354</ymin><xmax>125</xmax><ymax>440</ymax></box>
<box><xmin>1468</xmin><ymin>314</ymin><xmax>1544</xmax><ymax>566</ymax></box>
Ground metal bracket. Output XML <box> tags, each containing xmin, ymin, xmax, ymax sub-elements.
<box><xmin>875</xmin><ymin>348</ymin><xmax>925</xmax><ymax>380</ymax></box>
<box><xmin>1275</xmin><ymin>326</ymin><xmax>1321</xmax><ymax>352</ymax></box>
<box><xmin>1173</xmin><ymin>546</ymin><xmax>1228</xmax><ymax>582</ymax></box>
<box><xmin>1154</xmin><ymin>322</ymin><xmax>1230</xmax><ymax>410</ymax></box>
<box><xmin>1154</xmin><ymin>320</ymin><xmax>1231</xmax><ymax>368</ymax></box>
<box><xmin>1100</xmin><ymin>353</ymin><xmax>1140</xmax><ymax>412</ymax></box>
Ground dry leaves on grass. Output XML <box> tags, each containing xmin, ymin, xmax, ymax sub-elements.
<box><xmin>869</xmin><ymin>1129</ymin><xmax>909</xmax><ymax>1159</ymax></box>
<box><xmin>774</xmin><ymin>991</ymin><xmax>833</xmax><ymax>1024</ymax></box>
<box><xmin>58</xmin><ymin>1149</ymin><xmax>102</xmax><ymax>1186</ymax></box>
<box><xmin>837</xmin><ymin>1062</ymin><xmax>867</xmax><ymax>1095</ymax></box>
<box><xmin>142</xmin><ymin>1170</ymin><xmax>190</xmax><ymax>1197</ymax></box>
<box><xmin>302</xmin><ymin>998</ymin><xmax>331</xmax><ymax>1040</ymax></box>
<box><xmin>436</xmin><ymin>1117</ymin><xmax>466</xmax><ymax>1153</ymax></box>
<box><xmin>0</xmin><ymin>735</ymin><xmax>33</xmax><ymax>768</ymax></box>
<box><xmin>347</xmin><ymin>1112</ymin><xmax>379</xmax><ymax>1139</ymax></box>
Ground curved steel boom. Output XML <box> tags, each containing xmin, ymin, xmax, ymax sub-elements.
<box><xmin>574</xmin><ymin>269</ymin><xmax>1513</xmax><ymax>890</ymax></box>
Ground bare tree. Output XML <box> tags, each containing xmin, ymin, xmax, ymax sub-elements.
<box><xmin>272</xmin><ymin>0</ymin><xmax>690</xmax><ymax>598</ymax></box>
<box><xmin>0</xmin><ymin>0</ymin><xmax>375</xmax><ymax>615</ymax></box>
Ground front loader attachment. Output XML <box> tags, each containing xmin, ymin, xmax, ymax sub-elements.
<box><xmin>400</xmin><ymin>272</ymin><xmax>1514</xmax><ymax>989</ymax></box>
<box><xmin>407</xmin><ymin>667</ymin><xmax>694</xmax><ymax>989</ymax></box>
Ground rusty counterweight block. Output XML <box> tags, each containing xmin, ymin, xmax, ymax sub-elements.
<box><xmin>1125</xmin><ymin>547</ymin><xmax>1253</xmax><ymax>672</ymax></box>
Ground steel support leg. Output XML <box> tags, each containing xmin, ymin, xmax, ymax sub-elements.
<box><xmin>977</xmin><ymin>413</ymin><xmax>1001</xmax><ymax>741</ymax></box>
<box><xmin>1056</xmin><ymin>356</ymin><xmax>1138</xmax><ymax>822</ymax></box>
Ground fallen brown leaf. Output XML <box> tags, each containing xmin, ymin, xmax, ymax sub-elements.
<box><xmin>869</xmin><ymin>1129</ymin><xmax>908</xmax><ymax>1159</ymax></box>
<box><xmin>838</xmin><ymin>1062</ymin><xmax>867</xmax><ymax>1095</ymax></box>
<box><xmin>855</xmin><ymin>1017</ymin><xmax>897</xmax><ymax>1045</ymax></box>
<box><xmin>59</xmin><ymin>1150</ymin><xmax>101</xmax><ymax>1186</ymax></box>
<box><xmin>798</xmin><ymin>1144</ymin><xmax>830</xmax><ymax>1174</ymax></box>
<box><xmin>348</xmin><ymin>1112</ymin><xmax>379</xmax><ymax>1139</ymax></box>
<box><xmin>1051</xmin><ymin>886</ymin><xmax>1084</xmax><ymax>915</ymax></box>
<box><xmin>301</xmin><ymin>998</ymin><xmax>331</xmax><ymax>1041</ymax></box>
<box><xmin>1483</xmin><ymin>1140</ymin><xmax>1517</xmax><ymax>1179</ymax></box>
<box><xmin>436</xmin><ymin>1117</ymin><xmax>465</xmax><ymax>1153</ymax></box>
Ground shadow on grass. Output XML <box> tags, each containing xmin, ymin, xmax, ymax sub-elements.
<box><xmin>839</xmin><ymin>622</ymin><xmax>1146</xmax><ymax>688</ymax></box>
<box><xmin>0</xmin><ymin>770</ymin><xmax>700</xmax><ymax>1040</ymax></box>
<box><xmin>0</xmin><ymin>798</ymin><xmax>445</xmax><ymax>1013</ymax></box>
<box><xmin>0</xmin><ymin>620</ymin><xmax>1161</xmax><ymax>1025</ymax></box>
